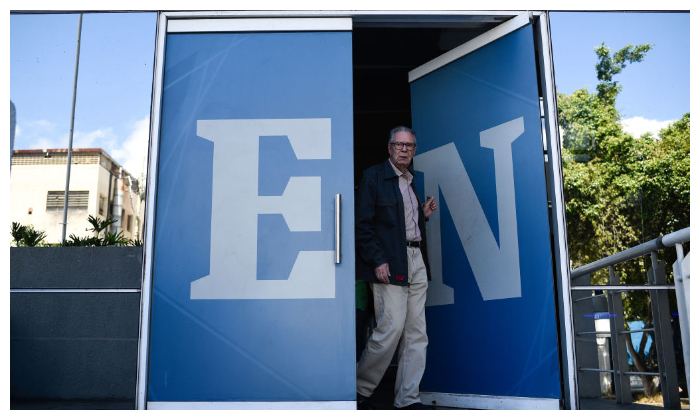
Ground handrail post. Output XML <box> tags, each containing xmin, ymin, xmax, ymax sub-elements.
<box><xmin>648</xmin><ymin>251</ymin><xmax>681</xmax><ymax>408</ymax></box>
<box><xmin>607</xmin><ymin>266</ymin><xmax>632</xmax><ymax>404</ymax></box>
<box><xmin>571</xmin><ymin>273</ymin><xmax>603</xmax><ymax>399</ymax></box>
<box><xmin>672</xmin><ymin>244</ymin><xmax>690</xmax><ymax>395</ymax></box>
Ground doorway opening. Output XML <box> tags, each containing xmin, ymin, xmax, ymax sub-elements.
<box><xmin>350</xmin><ymin>22</ymin><xmax>503</xmax><ymax>408</ymax></box>
<box><xmin>351</xmin><ymin>24</ymin><xmax>502</xmax><ymax>184</ymax></box>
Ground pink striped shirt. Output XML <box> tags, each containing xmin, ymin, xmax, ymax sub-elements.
<box><xmin>388</xmin><ymin>159</ymin><xmax>421</xmax><ymax>242</ymax></box>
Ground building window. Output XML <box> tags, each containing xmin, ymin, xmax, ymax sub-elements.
<box><xmin>126</xmin><ymin>215</ymin><xmax>132</xmax><ymax>233</ymax></box>
<box><xmin>46</xmin><ymin>191</ymin><xmax>89</xmax><ymax>210</ymax></box>
<box><xmin>99</xmin><ymin>195</ymin><xmax>106</xmax><ymax>215</ymax></box>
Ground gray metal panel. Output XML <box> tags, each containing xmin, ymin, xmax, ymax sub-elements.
<box><xmin>10</xmin><ymin>247</ymin><xmax>143</xmax><ymax>289</ymax></box>
<box><xmin>11</xmin><ymin>339</ymin><xmax>138</xmax><ymax>400</ymax></box>
<box><xmin>10</xmin><ymin>292</ymin><xmax>140</xmax><ymax>400</ymax></box>
<box><xmin>11</xmin><ymin>292</ymin><xmax>140</xmax><ymax>338</ymax></box>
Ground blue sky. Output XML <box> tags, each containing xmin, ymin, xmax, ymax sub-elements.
<box><xmin>550</xmin><ymin>11</ymin><xmax>690</xmax><ymax>136</ymax></box>
<box><xmin>10</xmin><ymin>12</ymin><xmax>157</xmax><ymax>176</ymax></box>
<box><xmin>9</xmin><ymin>10</ymin><xmax>690</xmax><ymax>175</ymax></box>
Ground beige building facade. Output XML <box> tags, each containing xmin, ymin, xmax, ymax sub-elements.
<box><xmin>10</xmin><ymin>148</ymin><xmax>143</xmax><ymax>245</ymax></box>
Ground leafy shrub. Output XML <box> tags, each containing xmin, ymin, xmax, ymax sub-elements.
<box><xmin>10</xmin><ymin>222</ymin><xmax>47</xmax><ymax>247</ymax></box>
<box><xmin>11</xmin><ymin>216</ymin><xmax>142</xmax><ymax>247</ymax></box>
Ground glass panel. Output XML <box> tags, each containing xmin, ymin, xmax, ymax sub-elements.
<box><xmin>10</xmin><ymin>12</ymin><xmax>156</xmax><ymax>245</ymax></box>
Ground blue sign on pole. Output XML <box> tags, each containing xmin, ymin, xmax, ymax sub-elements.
<box><xmin>411</xmin><ymin>24</ymin><xmax>562</xmax><ymax>399</ymax></box>
<box><xmin>148</xmin><ymin>31</ymin><xmax>355</xmax><ymax>403</ymax></box>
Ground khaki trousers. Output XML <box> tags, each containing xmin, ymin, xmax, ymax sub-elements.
<box><xmin>356</xmin><ymin>246</ymin><xmax>429</xmax><ymax>408</ymax></box>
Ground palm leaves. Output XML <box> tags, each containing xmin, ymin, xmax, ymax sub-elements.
<box><xmin>10</xmin><ymin>222</ymin><xmax>48</xmax><ymax>247</ymax></box>
<box><xmin>11</xmin><ymin>216</ymin><xmax>141</xmax><ymax>247</ymax></box>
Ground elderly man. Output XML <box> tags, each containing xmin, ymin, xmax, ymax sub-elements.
<box><xmin>355</xmin><ymin>126</ymin><xmax>437</xmax><ymax>409</ymax></box>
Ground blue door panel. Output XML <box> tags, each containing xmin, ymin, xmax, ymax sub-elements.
<box><xmin>148</xmin><ymin>31</ymin><xmax>355</xmax><ymax>402</ymax></box>
<box><xmin>411</xmin><ymin>24</ymin><xmax>561</xmax><ymax>399</ymax></box>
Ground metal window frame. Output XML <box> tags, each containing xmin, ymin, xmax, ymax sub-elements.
<box><xmin>167</xmin><ymin>17</ymin><xmax>352</xmax><ymax>33</ymax></box>
<box><xmin>135</xmin><ymin>11</ymin><xmax>166</xmax><ymax>410</ymax></box>
<box><xmin>136</xmin><ymin>10</ymin><xmax>572</xmax><ymax>411</ymax></box>
<box><xmin>532</xmin><ymin>11</ymin><xmax>578</xmax><ymax>410</ymax></box>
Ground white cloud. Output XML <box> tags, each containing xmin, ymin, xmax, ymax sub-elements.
<box><xmin>29</xmin><ymin>137</ymin><xmax>58</xmax><ymax>150</ymax></box>
<box><xmin>109</xmin><ymin>116</ymin><xmax>150</xmax><ymax>177</ymax></box>
<box><xmin>25</xmin><ymin>127</ymin><xmax>118</xmax><ymax>151</ymax></box>
<box><xmin>16</xmin><ymin>115</ymin><xmax>149</xmax><ymax>177</ymax></box>
<box><xmin>72</xmin><ymin>128</ymin><xmax>118</xmax><ymax>150</ymax></box>
<box><xmin>26</xmin><ymin>119</ymin><xmax>54</xmax><ymax>129</ymax></box>
<box><xmin>17</xmin><ymin>119</ymin><xmax>61</xmax><ymax>149</ymax></box>
<box><xmin>622</xmin><ymin>117</ymin><xmax>675</xmax><ymax>139</ymax></box>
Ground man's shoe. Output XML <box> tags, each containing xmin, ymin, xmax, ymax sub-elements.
<box><xmin>395</xmin><ymin>402</ymin><xmax>426</xmax><ymax>410</ymax></box>
<box><xmin>357</xmin><ymin>393</ymin><xmax>374</xmax><ymax>410</ymax></box>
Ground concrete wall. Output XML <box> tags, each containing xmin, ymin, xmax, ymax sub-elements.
<box><xmin>10</xmin><ymin>247</ymin><xmax>143</xmax><ymax>402</ymax></box>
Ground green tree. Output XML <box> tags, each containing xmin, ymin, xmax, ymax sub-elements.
<box><xmin>559</xmin><ymin>42</ymin><xmax>690</xmax><ymax>397</ymax></box>
<box><xmin>595</xmin><ymin>42</ymin><xmax>654</xmax><ymax>106</ymax></box>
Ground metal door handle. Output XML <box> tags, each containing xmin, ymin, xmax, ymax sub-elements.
<box><xmin>335</xmin><ymin>194</ymin><xmax>341</xmax><ymax>264</ymax></box>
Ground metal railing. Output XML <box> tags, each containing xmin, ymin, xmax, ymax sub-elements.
<box><xmin>570</xmin><ymin>227</ymin><xmax>690</xmax><ymax>409</ymax></box>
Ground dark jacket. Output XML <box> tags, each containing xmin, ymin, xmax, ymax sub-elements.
<box><xmin>355</xmin><ymin>159</ymin><xmax>432</xmax><ymax>286</ymax></box>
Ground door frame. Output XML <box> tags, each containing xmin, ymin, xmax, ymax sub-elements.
<box><xmin>136</xmin><ymin>10</ymin><xmax>576</xmax><ymax>410</ymax></box>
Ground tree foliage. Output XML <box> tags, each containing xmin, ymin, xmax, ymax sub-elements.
<box><xmin>559</xmin><ymin>43</ymin><xmax>690</xmax><ymax>396</ymax></box>
<box><xmin>595</xmin><ymin>42</ymin><xmax>654</xmax><ymax>105</ymax></box>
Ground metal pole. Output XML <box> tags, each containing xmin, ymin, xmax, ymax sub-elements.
<box><xmin>60</xmin><ymin>13</ymin><xmax>83</xmax><ymax>244</ymax></box>
<box><xmin>648</xmin><ymin>251</ymin><xmax>681</xmax><ymax>409</ymax></box>
<box><xmin>607</xmin><ymin>267</ymin><xmax>632</xmax><ymax>404</ymax></box>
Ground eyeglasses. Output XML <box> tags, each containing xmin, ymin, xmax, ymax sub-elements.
<box><xmin>390</xmin><ymin>142</ymin><xmax>416</xmax><ymax>151</ymax></box>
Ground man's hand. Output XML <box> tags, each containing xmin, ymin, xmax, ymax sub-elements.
<box><xmin>374</xmin><ymin>263</ymin><xmax>391</xmax><ymax>284</ymax></box>
<box><xmin>423</xmin><ymin>196</ymin><xmax>437</xmax><ymax>218</ymax></box>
